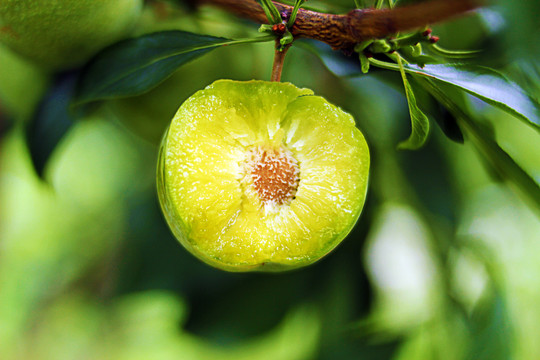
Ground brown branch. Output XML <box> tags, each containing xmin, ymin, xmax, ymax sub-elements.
<box><xmin>198</xmin><ymin>0</ymin><xmax>486</xmax><ymax>50</ymax></box>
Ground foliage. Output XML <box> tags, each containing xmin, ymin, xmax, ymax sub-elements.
<box><xmin>0</xmin><ymin>0</ymin><xmax>539</xmax><ymax>359</ymax></box>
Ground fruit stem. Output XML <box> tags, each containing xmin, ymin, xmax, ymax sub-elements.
<box><xmin>271</xmin><ymin>41</ymin><xmax>290</xmax><ymax>82</ymax></box>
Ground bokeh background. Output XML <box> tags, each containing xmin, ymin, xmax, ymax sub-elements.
<box><xmin>1</xmin><ymin>1</ymin><xmax>539</xmax><ymax>359</ymax></box>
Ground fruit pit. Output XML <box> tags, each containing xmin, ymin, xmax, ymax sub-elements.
<box><xmin>245</xmin><ymin>146</ymin><xmax>300</xmax><ymax>206</ymax></box>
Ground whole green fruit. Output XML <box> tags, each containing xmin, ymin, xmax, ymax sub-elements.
<box><xmin>0</xmin><ymin>43</ymin><xmax>49</xmax><ymax>120</ymax></box>
<box><xmin>157</xmin><ymin>80</ymin><xmax>370</xmax><ymax>272</ymax></box>
<box><xmin>0</xmin><ymin>0</ymin><xmax>143</xmax><ymax>70</ymax></box>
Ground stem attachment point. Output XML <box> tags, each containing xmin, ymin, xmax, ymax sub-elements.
<box><xmin>271</xmin><ymin>41</ymin><xmax>290</xmax><ymax>82</ymax></box>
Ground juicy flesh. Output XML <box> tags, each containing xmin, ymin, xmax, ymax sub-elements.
<box><xmin>163</xmin><ymin>81</ymin><xmax>369</xmax><ymax>268</ymax></box>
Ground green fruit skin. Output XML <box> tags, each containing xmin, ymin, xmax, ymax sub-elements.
<box><xmin>0</xmin><ymin>0</ymin><xmax>143</xmax><ymax>70</ymax></box>
<box><xmin>157</xmin><ymin>80</ymin><xmax>370</xmax><ymax>273</ymax></box>
<box><xmin>0</xmin><ymin>43</ymin><xmax>50</xmax><ymax>121</ymax></box>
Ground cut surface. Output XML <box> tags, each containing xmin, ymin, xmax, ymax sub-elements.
<box><xmin>159</xmin><ymin>80</ymin><xmax>369</xmax><ymax>271</ymax></box>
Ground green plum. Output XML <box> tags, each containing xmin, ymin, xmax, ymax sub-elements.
<box><xmin>157</xmin><ymin>80</ymin><xmax>370</xmax><ymax>272</ymax></box>
<box><xmin>0</xmin><ymin>0</ymin><xmax>143</xmax><ymax>70</ymax></box>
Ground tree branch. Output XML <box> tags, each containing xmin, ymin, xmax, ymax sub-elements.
<box><xmin>198</xmin><ymin>0</ymin><xmax>486</xmax><ymax>50</ymax></box>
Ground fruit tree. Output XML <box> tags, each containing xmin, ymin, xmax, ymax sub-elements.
<box><xmin>0</xmin><ymin>0</ymin><xmax>539</xmax><ymax>359</ymax></box>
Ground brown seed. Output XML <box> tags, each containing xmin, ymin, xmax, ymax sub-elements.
<box><xmin>246</xmin><ymin>147</ymin><xmax>299</xmax><ymax>206</ymax></box>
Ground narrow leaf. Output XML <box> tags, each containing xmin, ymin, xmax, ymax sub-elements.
<box><xmin>460</xmin><ymin>116</ymin><xmax>540</xmax><ymax>216</ymax></box>
<box><xmin>434</xmin><ymin>103</ymin><xmax>464</xmax><ymax>143</ymax></box>
<box><xmin>27</xmin><ymin>72</ymin><xmax>78</xmax><ymax>178</ymax></box>
<box><xmin>74</xmin><ymin>31</ymin><xmax>273</xmax><ymax>105</ymax></box>
<box><xmin>297</xmin><ymin>40</ymin><xmax>364</xmax><ymax>77</ymax></box>
<box><xmin>420</xmin><ymin>78</ymin><xmax>540</xmax><ymax>215</ymax></box>
<box><xmin>287</xmin><ymin>0</ymin><xmax>307</xmax><ymax>28</ymax></box>
<box><xmin>0</xmin><ymin>103</ymin><xmax>14</xmax><ymax>139</ymax></box>
<box><xmin>429</xmin><ymin>44</ymin><xmax>482</xmax><ymax>59</ymax></box>
<box><xmin>359</xmin><ymin>53</ymin><xmax>370</xmax><ymax>74</ymax></box>
<box><xmin>397</xmin><ymin>55</ymin><xmax>430</xmax><ymax>150</ymax></box>
<box><xmin>466</xmin><ymin>290</ymin><xmax>512</xmax><ymax>360</ymax></box>
<box><xmin>258</xmin><ymin>0</ymin><xmax>282</xmax><ymax>24</ymax></box>
<box><xmin>303</xmin><ymin>44</ymin><xmax>540</xmax><ymax>131</ymax></box>
<box><xmin>370</xmin><ymin>60</ymin><xmax>540</xmax><ymax>131</ymax></box>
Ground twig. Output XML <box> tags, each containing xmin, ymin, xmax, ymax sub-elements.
<box><xmin>198</xmin><ymin>0</ymin><xmax>486</xmax><ymax>50</ymax></box>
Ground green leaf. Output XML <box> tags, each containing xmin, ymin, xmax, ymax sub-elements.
<box><xmin>370</xmin><ymin>60</ymin><xmax>540</xmax><ymax>131</ymax></box>
<box><xmin>460</xmin><ymin>115</ymin><xmax>540</xmax><ymax>216</ymax></box>
<box><xmin>297</xmin><ymin>40</ymin><xmax>365</xmax><ymax>77</ymax></box>
<box><xmin>359</xmin><ymin>53</ymin><xmax>370</xmax><ymax>74</ymax></box>
<box><xmin>0</xmin><ymin>108</ymin><xmax>13</xmax><ymax>138</ymax></box>
<box><xmin>301</xmin><ymin>40</ymin><xmax>539</xmax><ymax>131</ymax></box>
<box><xmin>428</xmin><ymin>44</ymin><xmax>482</xmax><ymax>59</ymax></box>
<box><xmin>73</xmin><ymin>31</ymin><xmax>274</xmax><ymax>106</ymax></box>
<box><xmin>465</xmin><ymin>289</ymin><xmax>512</xmax><ymax>360</ymax></box>
<box><xmin>420</xmin><ymin>78</ymin><xmax>540</xmax><ymax>215</ymax></box>
<box><xmin>287</xmin><ymin>0</ymin><xmax>307</xmax><ymax>28</ymax></box>
<box><xmin>399</xmin><ymin>45</ymin><xmax>437</xmax><ymax>68</ymax></box>
<box><xmin>319</xmin><ymin>338</ymin><xmax>402</xmax><ymax>360</ymax></box>
<box><xmin>433</xmin><ymin>103</ymin><xmax>464</xmax><ymax>144</ymax></box>
<box><xmin>397</xmin><ymin>55</ymin><xmax>430</xmax><ymax>150</ymax></box>
<box><xmin>26</xmin><ymin>72</ymin><xmax>78</xmax><ymax>178</ymax></box>
<box><xmin>258</xmin><ymin>0</ymin><xmax>282</xmax><ymax>24</ymax></box>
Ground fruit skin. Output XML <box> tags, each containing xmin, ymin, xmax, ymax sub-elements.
<box><xmin>0</xmin><ymin>43</ymin><xmax>50</xmax><ymax>121</ymax></box>
<box><xmin>158</xmin><ymin>80</ymin><xmax>370</xmax><ymax>272</ymax></box>
<box><xmin>0</xmin><ymin>0</ymin><xmax>143</xmax><ymax>70</ymax></box>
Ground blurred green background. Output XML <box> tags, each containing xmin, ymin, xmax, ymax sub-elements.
<box><xmin>1</xmin><ymin>1</ymin><xmax>539</xmax><ymax>359</ymax></box>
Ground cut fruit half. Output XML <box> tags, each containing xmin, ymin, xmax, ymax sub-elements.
<box><xmin>157</xmin><ymin>80</ymin><xmax>370</xmax><ymax>272</ymax></box>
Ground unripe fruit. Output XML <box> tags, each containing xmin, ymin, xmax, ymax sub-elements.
<box><xmin>158</xmin><ymin>80</ymin><xmax>370</xmax><ymax>272</ymax></box>
<box><xmin>0</xmin><ymin>0</ymin><xmax>143</xmax><ymax>70</ymax></box>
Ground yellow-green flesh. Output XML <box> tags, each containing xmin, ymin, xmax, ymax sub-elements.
<box><xmin>158</xmin><ymin>80</ymin><xmax>369</xmax><ymax>271</ymax></box>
